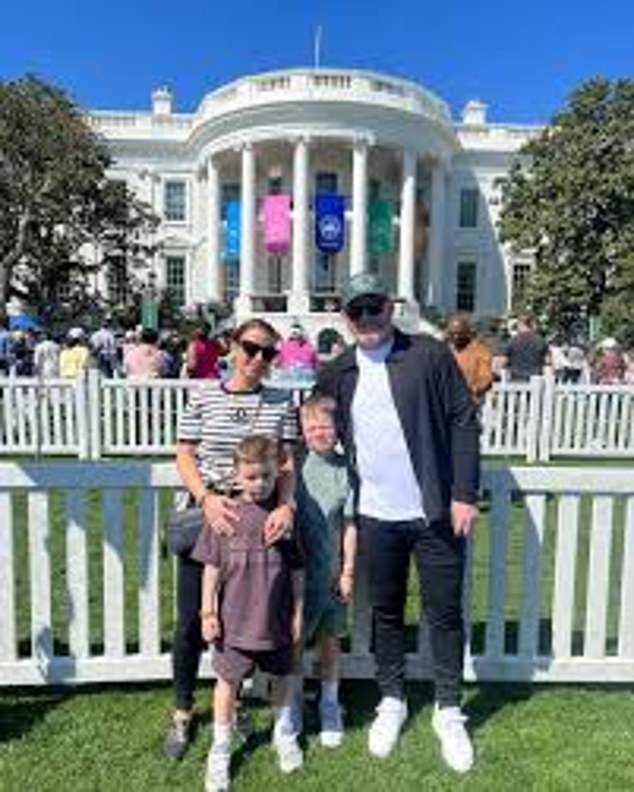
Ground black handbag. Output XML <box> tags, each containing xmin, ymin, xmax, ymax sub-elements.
<box><xmin>165</xmin><ymin>502</ymin><xmax>205</xmax><ymax>556</ymax></box>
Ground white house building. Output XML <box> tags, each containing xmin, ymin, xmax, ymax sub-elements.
<box><xmin>89</xmin><ymin>68</ymin><xmax>540</xmax><ymax>341</ymax></box>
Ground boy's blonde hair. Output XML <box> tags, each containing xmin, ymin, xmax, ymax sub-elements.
<box><xmin>233</xmin><ymin>435</ymin><xmax>280</xmax><ymax>467</ymax></box>
<box><xmin>300</xmin><ymin>394</ymin><xmax>336</xmax><ymax>422</ymax></box>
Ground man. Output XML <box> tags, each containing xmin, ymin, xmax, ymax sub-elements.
<box><xmin>502</xmin><ymin>315</ymin><xmax>549</xmax><ymax>382</ymax></box>
<box><xmin>317</xmin><ymin>273</ymin><xmax>480</xmax><ymax>774</ymax></box>
<box><xmin>445</xmin><ymin>314</ymin><xmax>493</xmax><ymax>404</ymax></box>
<box><xmin>91</xmin><ymin>319</ymin><xmax>118</xmax><ymax>378</ymax></box>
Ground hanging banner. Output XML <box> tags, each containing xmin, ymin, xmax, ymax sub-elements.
<box><xmin>315</xmin><ymin>194</ymin><xmax>345</xmax><ymax>253</ymax></box>
<box><xmin>263</xmin><ymin>194</ymin><xmax>291</xmax><ymax>254</ymax></box>
<box><xmin>224</xmin><ymin>200</ymin><xmax>241</xmax><ymax>262</ymax></box>
<box><xmin>367</xmin><ymin>199</ymin><xmax>394</xmax><ymax>255</ymax></box>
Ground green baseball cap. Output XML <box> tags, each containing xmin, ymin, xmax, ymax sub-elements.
<box><xmin>341</xmin><ymin>272</ymin><xmax>390</xmax><ymax>307</ymax></box>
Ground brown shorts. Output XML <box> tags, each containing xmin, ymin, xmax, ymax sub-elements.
<box><xmin>212</xmin><ymin>643</ymin><xmax>293</xmax><ymax>685</ymax></box>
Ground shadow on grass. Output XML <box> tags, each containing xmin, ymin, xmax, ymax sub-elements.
<box><xmin>466</xmin><ymin>682</ymin><xmax>534</xmax><ymax>731</ymax></box>
<box><xmin>0</xmin><ymin>691</ymin><xmax>70</xmax><ymax>744</ymax></box>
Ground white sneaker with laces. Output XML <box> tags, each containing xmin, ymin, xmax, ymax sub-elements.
<box><xmin>431</xmin><ymin>703</ymin><xmax>474</xmax><ymax>774</ymax></box>
<box><xmin>205</xmin><ymin>746</ymin><xmax>231</xmax><ymax>792</ymax></box>
<box><xmin>368</xmin><ymin>696</ymin><xmax>408</xmax><ymax>758</ymax></box>
<box><xmin>273</xmin><ymin>733</ymin><xmax>304</xmax><ymax>774</ymax></box>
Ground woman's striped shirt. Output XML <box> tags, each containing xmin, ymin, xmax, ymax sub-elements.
<box><xmin>177</xmin><ymin>381</ymin><xmax>298</xmax><ymax>488</ymax></box>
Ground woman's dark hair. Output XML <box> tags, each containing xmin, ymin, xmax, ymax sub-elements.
<box><xmin>141</xmin><ymin>328</ymin><xmax>158</xmax><ymax>345</ymax></box>
<box><xmin>232</xmin><ymin>318</ymin><xmax>280</xmax><ymax>345</ymax></box>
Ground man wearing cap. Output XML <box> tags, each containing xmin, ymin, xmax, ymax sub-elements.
<box><xmin>316</xmin><ymin>273</ymin><xmax>480</xmax><ymax>774</ymax></box>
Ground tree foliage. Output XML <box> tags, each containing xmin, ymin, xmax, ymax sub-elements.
<box><xmin>498</xmin><ymin>77</ymin><xmax>634</xmax><ymax>340</ymax></box>
<box><xmin>0</xmin><ymin>75</ymin><xmax>158</xmax><ymax>317</ymax></box>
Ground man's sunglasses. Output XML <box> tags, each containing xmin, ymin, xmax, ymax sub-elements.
<box><xmin>239</xmin><ymin>339</ymin><xmax>278</xmax><ymax>363</ymax></box>
<box><xmin>345</xmin><ymin>297</ymin><xmax>387</xmax><ymax>322</ymax></box>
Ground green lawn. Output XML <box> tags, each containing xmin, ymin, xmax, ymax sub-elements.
<box><xmin>2</xmin><ymin>682</ymin><xmax>634</xmax><ymax>790</ymax></box>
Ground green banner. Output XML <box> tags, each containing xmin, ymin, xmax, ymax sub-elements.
<box><xmin>367</xmin><ymin>199</ymin><xmax>394</xmax><ymax>255</ymax></box>
<box><xmin>141</xmin><ymin>298</ymin><xmax>159</xmax><ymax>331</ymax></box>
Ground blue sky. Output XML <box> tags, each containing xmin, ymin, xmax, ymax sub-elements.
<box><xmin>2</xmin><ymin>0</ymin><xmax>632</xmax><ymax>124</ymax></box>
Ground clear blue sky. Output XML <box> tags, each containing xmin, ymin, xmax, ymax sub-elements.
<box><xmin>2</xmin><ymin>0</ymin><xmax>632</xmax><ymax>124</ymax></box>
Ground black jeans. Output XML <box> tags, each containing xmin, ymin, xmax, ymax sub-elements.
<box><xmin>172</xmin><ymin>553</ymin><xmax>205</xmax><ymax>710</ymax></box>
<box><xmin>361</xmin><ymin>515</ymin><xmax>465</xmax><ymax>707</ymax></box>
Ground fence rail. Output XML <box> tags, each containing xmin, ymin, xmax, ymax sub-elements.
<box><xmin>1</xmin><ymin>373</ymin><xmax>634</xmax><ymax>461</ymax></box>
<box><xmin>2</xmin><ymin>462</ymin><xmax>634</xmax><ymax>686</ymax></box>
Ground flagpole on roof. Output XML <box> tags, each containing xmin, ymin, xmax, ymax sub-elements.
<box><xmin>314</xmin><ymin>24</ymin><xmax>322</xmax><ymax>69</ymax></box>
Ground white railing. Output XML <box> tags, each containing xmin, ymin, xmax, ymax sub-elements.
<box><xmin>1</xmin><ymin>462</ymin><xmax>633</xmax><ymax>686</ymax></box>
<box><xmin>1</xmin><ymin>373</ymin><xmax>634</xmax><ymax>461</ymax></box>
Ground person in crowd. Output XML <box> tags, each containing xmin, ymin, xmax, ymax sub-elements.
<box><xmin>276</xmin><ymin>323</ymin><xmax>319</xmax><ymax>373</ymax></box>
<box><xmin>445</xmin><ymin>314</ymin><xmax>493</xmax><ymax>405</ymax></box>
<box><xmin>121</xmin><ymin>329</ymin><xmax>139</xmax><ymax>371</ymax></box>
<box><xmin>291</xmin><ymin>394</ymin><xmax>357</xmax><ymax>748</ymax></box>
<box><xmin>186</xmin><ymin>322</ymin><xmax>222</xmax><ymax>379</ymax></box>
<box><xmin>0</xmin><ymin>314</ymin><xmax>11</xmax><ymax>375</ymax></box>
<box><xmin>624</xmin><ymin>348</ymin><xmax>634</xmax><ymax>385</ymax></box>
<box><xmin>59</xmin><ymin>328</ymin><xmax>91</xmax><ymax>378</ymax></box>
<box><xmin>164</xmin><ymin>318</ymin><xmax>298</xmax><ymax>761</ymax></box>
<box><xmin>91</xmin><ymin>319</ymin><xmax>118</xmax><ymax>378</ymax></box>
<box><xmin>548</xmin><ymin>337</ymin><xmax>569</xmax><ymax>384</ymax></box>
<box><xmin>10</xmin><ymin>330</ymin><xmax>35</xmax><ymax>376</ymax></box>
<box><xmin>563</xmin><ymin>340</ymin><xmax>587</xmax><ymax>384</ymax></box>
<box><xmin>123</xmin><ymin>328</ymin><xmax>164</xmax><ymax>379</ymax></box>
<box><xmin>158</xmin><ymin>332</ymin><xmax>181</xmax><ymax>379</ymax></box>
<box><xmin>592</xmin><ymin>338</ymin><xmax>625</xmax><ymax>384</ymax></box>
<box><xmin>33</xmin><ymin>330</ymin><xmax>60</xmax><ymax>379</ymax></box>
<box><xmin>501</xmin><ymin>315</ymin><xmax>550</xmax><ymax>382</ymax></box>
<box><xmin>193</xmin><ymin>435</ymin><xmax>304</xmax><ymax>791</ymax></box>
<box><xmin>316</xmin><ymin>272</ymin><xmax>480</xmax><ymax>774</ymax></box>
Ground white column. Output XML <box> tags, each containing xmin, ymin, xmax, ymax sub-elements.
<box><xmin>207</xmin><ymin>156</ymin><xmax>221</xmax><ymax>302</ymax></box>
<box><xmin>238</xmin><ymin>142</ymin><xmax>256</xmax><ymax>307</ymax></box>
<box><xmin>398</xmin><ymin>149</ymin><xmax>417</xmax><ymax>301</ymax></box>
<box><xmin>289</xmin><ymin>137</ymin><xmax>310</xmax><ymax>314</ymax></box>
<box><xmin>350</xmin><ymin>139</ymin><xmax>368</xmax><ymax>277</ymax></box>
<box><xmin>427</xmin><ymin>160</ymin><xmax>447</xmax><ymax>309</ymax></box>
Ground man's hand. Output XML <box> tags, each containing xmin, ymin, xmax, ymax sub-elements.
<box><xmin>337</xmin><ymin>570</ymin><xmax>354</xmax><ymax>603</ymax></box>
<box><xmin>263</xmin><ymin>504</ymin><xmax>294</xmax><ymax>546</ymax></box>
<box><xmin>291</xmin><ymin>608</ymin><xmax>303</xmax><ymax>645</ymax></box>
<box><xmin>201</xmin><ymin>612</ymin><xmax>221</xmax><ymax>642</ymax></box>
<box><xmin>450</xmin><ymin>501</ymin><xmax>479</xmax><ymax>537</ymax></box>
<box><xmin>202</xmin><ymin>494</ymin><xmax>239</xmax><ymax>536</ymax></box>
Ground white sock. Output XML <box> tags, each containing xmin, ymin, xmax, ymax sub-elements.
<box><xmin>273</xmin><ymin>705</ymin><xmax>295</xmax><ymax>738</ymax></box>
<box><xmin>321</xmin><ymin>680</ymin><xmax>339</xmax><ymax>705</ymax></box>
<box><xmin>213</xmin><ymin>721</ymin><xmax>232</xmax><ymax>752</ymax></box>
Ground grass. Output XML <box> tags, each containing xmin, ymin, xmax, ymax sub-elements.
<box><xmin>3</xmin><ymin>681</ymin><xmax>634</xmax><ymax>790</ymax></box>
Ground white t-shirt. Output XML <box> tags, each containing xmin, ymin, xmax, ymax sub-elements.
<box><xmin>352</xmin><ymin>338</ymin><xmax>425</xmax><ymax>520</ymax></box>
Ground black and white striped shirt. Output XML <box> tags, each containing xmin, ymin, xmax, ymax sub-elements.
<box><xmin>177</xmin><ymin>381</ymin><xmax>298</xmax><ymax>487</ymax></box>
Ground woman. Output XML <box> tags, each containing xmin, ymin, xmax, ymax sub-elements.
<box><xmin>165</xmin><ymin>318</ymin><xmax>298</xmax><ymax>760</ymax></box>
<box><xmin>186</xmin><ymin>322</ymin><xmax>222</xmax><ymax>379</ymax></box>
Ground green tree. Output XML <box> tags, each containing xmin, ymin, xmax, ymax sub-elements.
<box><xmin>0</xmin><ymin>75</ymin><xmax>158</xmax><ymax>317</ymax></box>
<box><xmin>498</xmin><ymin>77</ymin><xmax>634</xmax><ymax>340</ymax></box>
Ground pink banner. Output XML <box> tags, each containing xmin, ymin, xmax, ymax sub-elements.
<box><xmin>263</xmin><ymin>194</ymin><xmax>291</xmax><ymax>254</ymax></box>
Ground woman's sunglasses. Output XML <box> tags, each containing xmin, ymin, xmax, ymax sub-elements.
<box><xmin>345</xmin><ymin>297</ymin><xmax>387</xmax><ymax>322</ymax></box>
<box><xmin>239</xmin><ymin>339</ymin><xmax>278</xmax><ymax>363</ymax></box>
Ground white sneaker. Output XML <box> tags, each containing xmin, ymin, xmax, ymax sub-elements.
<box><xmin>319</xmin><ymin>698</ymin><xmax>344</xmax><ymax>748</ymax></box>
<box><xmin>273</xmin><ymin>734</ymin><xmax>304</xmax><ymax>774</ymax></box>
<box><xmin>431</xmin><ymin>703</ymin><xmax>474</xmax><ymax>774</ymax></box>
<box><xmin>205</xmin><ymin>746</ymin><xmax>231</xmax><ymax>792</ymax></box>
<box><xmin>368</xmin><ymin>697</ymin><xmax>408</xmax><ymax>758</ymax></box>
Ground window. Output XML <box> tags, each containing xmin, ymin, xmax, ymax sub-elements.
<box><xmin>459</xmin><ymin>187</ymin><xmax>479</xmax><ymax>228</ymax></box>
<box><xmin>107</xmin><ymin>257</ymin><xmax>128</xmax><ymax>304</ymax></box>
<box><xmin>224</xmin><ymin>262</ymin><xmax>240</xmax><ymax>305</ymax></box>
<box><xmin>512</xmin><ymin>262</ymin><xmax>532</xmax><ymax>307</ymax></box>
<box><xmin>369</xmin><ymin>178</ymin><xmax>381</xmax><ymax>200</ymax></box>
<box><xmin>268</xmin><ymin>176</ymin><xmax>283</xmax><ymax>195</ymax></box>
<box><xmin>315</xmin><ymin>172</ymin><xmax>338</xmax><ymax>194</ymax></box>
<box><xmin>315</xmin><ymin>252</ymin><xmax>337</xmax><ymax>292</ymax></box>
<box><xmin>456</xmin><ymin>261</ymin><xmax>476</xmax><ymax>312</ymax></box>
<box><xmin>221</xmin><ymin>183</ymin><xmax>240</xmax><ymax>220</ymax></box>
<box><xmin>164</xmin><ymin>180</ymin><xmax>186</xmax><ymax>222</ymax></box>
<box><xmin>165</xmin><ymin>256</ymin><xmax>186</xmax><ymax>306</ymax></box>
<box><xmin>268</xmin><ymin>255</ymin><xmax>283</xmax><ymax>293</ymax></box>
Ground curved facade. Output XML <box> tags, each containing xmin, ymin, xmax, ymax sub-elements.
<box><xmin>90</xmin><ymin>68</ymin><xmax>540</xmax><ymax>338</ymax></box>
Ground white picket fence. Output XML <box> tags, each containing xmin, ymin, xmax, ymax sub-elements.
<box><xmin>2</xmin><ymin>462</ymin><xmax>634</xmax><ymax>686</ymax></box>
<box><xmin>1</xmin><ymin>372</ymin><xmax>634</xmax><ymax>461</ymax></box>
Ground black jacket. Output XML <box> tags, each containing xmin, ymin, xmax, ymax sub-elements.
<box><xmin>316</xmin><ymin>328</ymin><xmax>480</xmax><ymax>523</ymax></box>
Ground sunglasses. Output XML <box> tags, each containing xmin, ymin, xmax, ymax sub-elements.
<box><xmin>239</xmin><ymin>339</ymin><xmax>278</xmax><ymax>363</ymax></box>
<box><xmin>345</xmin><ymin>297</ymin><xmax>387</xmax><ymax>322</ymax></box>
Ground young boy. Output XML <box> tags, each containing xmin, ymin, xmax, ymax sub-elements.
<box><xmin>192</xmin><ymin>435</ymin><xmax>304</xmax><ymax>792</ymax></box>
<box><xmin>293</xmin><ymin>394</ymin><xmax>357</xmax><ymax>748</ymax></box>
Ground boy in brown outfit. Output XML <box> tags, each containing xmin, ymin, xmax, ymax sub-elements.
<box><xmin>191</xmin><ymin>435</ymin><xmax>304</xmax><ymax>792</ymax></box>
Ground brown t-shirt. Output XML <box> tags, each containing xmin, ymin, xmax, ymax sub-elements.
<box><xmin>191</xmin><ymin>500</ymin><xmax>303</xmax><ymax>651</ymax></box>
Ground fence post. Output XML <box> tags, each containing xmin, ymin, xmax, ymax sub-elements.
<box><xmin>538</xmin><ymin>372</ymin><xmax>555</xmax><ymax>462</ymax></box>
<box><xmin>75</xmin><ymin>373</ymin><xmax>90</xmax><ymax>460</ymax></box>
<box><xmin>526</xmin><ymin>375</ymin><xmax>543</xmax><ymax>463</ymax></box>
<box><xmin>87</xmin><ymin>369</ymin><xmax>102</xmax><ymax>460</ymax></box>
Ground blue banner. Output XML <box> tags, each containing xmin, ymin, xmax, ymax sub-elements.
<box><xmin>224</xmin><ymin>200</ymin><xmax>241</xmax><ymax>262</ymax></box>
<box><xmin>315</xmin><ymin>194</ymin><xmax>345</xmax><ymax>253</ymax></box>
